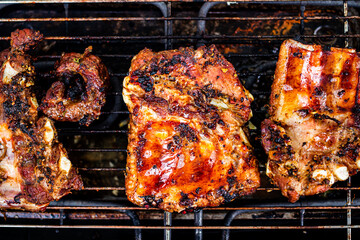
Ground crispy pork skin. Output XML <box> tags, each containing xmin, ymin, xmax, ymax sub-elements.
<box><xmin>40</xmin><ymin>46</ymin><xmax>109</xmax><ymax>126</ymax></box>
<box><xmin>0</xmin><ymin>29</ymin><xmax>82</xmax><ymax>211</ymax></box>
<box><xmin>262</xmin><ymin>39</ymin><xmax>360</xmax><ymax>202</ymax></box>
<box><xmin>123</xmin><ymin>45</ymin><xmax>260</xmax><ymax>212</ymax></box>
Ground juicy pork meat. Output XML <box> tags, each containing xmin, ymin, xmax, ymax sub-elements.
<box><xmin>0</xmin><ymin>29</ymin><xmax>82</xmax><ymax>211</ymax></box>
<box><xmin>262</xmin><ymin>39</ymin><xmax>360</xmax><ymax>202</ymax></box>
<box><xmin>123</xmin><ymin>45</ymin><xmax>260</xmax><ymax>212</ymax></box>
<box><xmin>40</xmin><ymin>46</ymin><xmax>109</xmax><ymax>126</ymax></box>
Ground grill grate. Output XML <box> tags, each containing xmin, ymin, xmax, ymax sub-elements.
<box><xmin>0</xmin><ymin>1</ymin><xmax>359</xmax><ymax>240</ymax></box>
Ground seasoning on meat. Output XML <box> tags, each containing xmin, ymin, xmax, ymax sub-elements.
<box><xmin>0</xmin><ymin>29</ymin><xmax>83</xmax><ymax>211</ymax></box>
<box><xmin>262</xmin><ymin>39</ymin><xmax>360</xmax><ymax>202</ymax></box>
<box><xmin>40</xmin><ymin>46</ymin><xmax>109</xmax><ymax>126</ymax></box>
<box><xmin>123</xmin><ymin>45</ymin><xmax>260</xmax><ymax>212</ymax></box>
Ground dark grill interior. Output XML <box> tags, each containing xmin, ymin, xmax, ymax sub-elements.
<box><xmin>1</xmin><ymin>1</ymin><xmax>360</xmax><ymax>239</ymax></box>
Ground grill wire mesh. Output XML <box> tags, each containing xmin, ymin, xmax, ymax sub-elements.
<box><xmin>0</xmin><ymin>1</ymin><xmax>360</xmax><ymax>239</ymax></box>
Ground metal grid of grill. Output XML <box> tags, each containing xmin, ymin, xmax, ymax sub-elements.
<box><xmin>0</xmin><ymin>1</ymin><xmax>360</xmax><ymax>239</ymax></box>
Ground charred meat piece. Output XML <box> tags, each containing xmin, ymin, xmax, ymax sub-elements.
<box><xmin>40</xmin><ymin>46</ymin><xmax>109</xmax><ymax>126</ymax></box>
<box><xmin>10</xmin><ymin>28</ymin><xmax>43</xmax><ymax>52</ymax></box>
<box><xmin>262</xmin><ymin>39</ymin><xmax>360</xmax><ymax>202</ymax></box>
<box><xmin>0</xmin><ymin>28</ymin><xmax>43</xmax><ymax>67</ymax></box>
<box><xmin>0</xmin><ymin>49</ymin><xmax>10</xmax><ymax>67</ymax></box>
<box><xmin>123</xmin><ymin>45</ymin><xmax>260</xmax><ymax>212</ymax></box>
<box><xmin>0</xmin><ymin>29</ymin><xmax>82</xmax><ymax>211</ymax></box>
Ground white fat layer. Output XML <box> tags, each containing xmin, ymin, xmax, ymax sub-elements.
<box><xmin>312</xmin><ymin>169</ymin><xmax>328</xmax><ymax>180</ymax></box>
<box><xmin>59</xmin><ymin>152</ymin><xmax>71</xmax><ymax>174</ymax></box>
<box><xmin>0</xmin><ymin>125</ymin><xmax>21</xmax><ymax>200</ymax></box>
<box><xmin>43</xmin><ymin>120</ymin><xmax>54</xmax><ymax>143</ymax></box>
<box><xmin>266</xmin><ymin>161</ymin><xmax>271</xmax><ymax>177</ymax></box>
<box><xmin>333</xmin><ymin>166</ymin><xmax>349</xmax><ymax>181</ymax></box>
<box><xmin>210</xmin><ymin>98</ymin><xmax>229</xmax><ymax>109</ymax></box>
<box><xmin>238</xmin><ymin>127</ymin><xmax>250</xmax><ymax>146</ymax></box>
<box><xmin>356</xmin><ymin>159</ymin><xmax>360</xmax><ymax>169</ymax></box>
<box><xmin>0</xmin><ymin>180</ymin><xmax>21</xmax><ymax>198</ymax></box>
<box><xmin>311</xmin><ymin>169</ymin><xmax>335</xmax><ymax>185</ymax></box>
<box><xmin>2</xmin><ymin>61</ymin><xmax>18</xmax><ymax>84</ymax></box>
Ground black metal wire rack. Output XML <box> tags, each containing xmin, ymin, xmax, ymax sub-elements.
<box><xmin>0</xmin><ymin>1</ymin><xmax>360</xmax><ymax>240</ymax></box>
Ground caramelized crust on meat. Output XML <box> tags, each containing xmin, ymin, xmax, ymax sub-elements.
<box><xmin>262</xmin><ymin>39</ymin><xmax>360</xmax><ymax>202</ymax></box>
<box><xmin>123</xmin><ymin>45</ymin><xmax>260</xmax><ymax>212</ymax></box>
<box><xmin>0</xmin><ymin>29</ymin><xmax>82</xmax><ymax>211</ymax></box>
<box><xmin>40</xmin><ymin>46</ymin><xmax>109</xmax><ymax>126</ymax></box>
<box><xmin>10</xmin><ymin>28</ymin><xmax>43</xmax><ymax>52</ymax></box>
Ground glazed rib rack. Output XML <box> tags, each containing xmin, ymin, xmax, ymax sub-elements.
<box><xmin>1</xmin><ymin>1</ymin><xmax>360</xmax><ymax>240</ymax></box>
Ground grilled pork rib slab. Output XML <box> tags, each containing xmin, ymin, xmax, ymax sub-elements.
<box><xmin>0</xmin><ymin>29</ymin><xmax>82</xmax><ymax>211</ymax></box>
<box><xmin>123</xmin><ymin>45</ymin><xmax>260</xmax><ymax>212</ymax></box>
<box><xmin>262</xmin><ymin>39</ymin><xmax>360</xmax><ymax>202</ymax></box>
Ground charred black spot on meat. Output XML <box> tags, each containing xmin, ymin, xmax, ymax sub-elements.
<box><xmin>205</xmin><ymin>122</ymin><xmax>216</xmax><ymax>130</ymax></box>
<box><xmin>176</xmin><ymin>123</ymin><xmax>198</xmax><ymax>142</ymax></box>
<box><xmin>136</xmin><ymin>75</ymin><xmax>153</xmax><ymax>92</ymax></box>
<box><xmin>337</xmin><ymin>89</ymin><xmax>345</xmax><ymax>97</ymax></box>
<box><xmin>273</xmin><ymin>134</ymin><xmax>286</xmax><ymax>146</ymax></box>
<box><xmin>148</xmin><ymin>63</ymin><xmax>159</xmax><ymax>75</ymax></box>
<box><xmin>79</xmin><ymin>115</ymin><xmax>90</xmax><ymax>126</ymax></box>
<box><xmin>217</xmin><ymin>187</ymin><xmax>238</xmax><ymax>203</ymax></box>
<box><xmin>314</xmin><ymin>87</ymin><xmax>323</xmax><ymax>96</ymax></box>
<box><xmin>170</xmin><ymin>54</ymin><xmax>183</xmax><ymax>66</ymax></box>
<box><xmin>287</xmin><ymin>167</ymin><xmax>298</xmax><ymax>177</ymax></box>
<box><xmin>293</xmin><ymin>51</ymin><xmax>303</xmax><ymax>58</ymax></box>
<box><xmin>61</xmin><ymin>72</ymin><xmax>85</xmax><ymax>102</ymax></box>
<box><xmin>13</xmin><ymin>194</ymin><xmax>21</xmax><ymax>204</ymax></box>
<box><xmin>227</xmin><ymin>176</ymin><xmax>237</xmax><ymax>187</ymax></box>
<box><xmin>179</xmin><ymin>192</ymin><xmax>193</xmax><ymax>206</ymax></box>
<box><xmin>141</xmin><ymin>195</ymin><xmax>156</xmax><ymax>205</ymax></box>
<box><xmin>313</xmin><ymin>113</ymin><xmax>340</xmax><ymax>124</ymax></box>
<box><xmin>167</xmin><ymin>142</ymin><xmax>173</xmax><ymax>151</ymax></box>
<box><xmin>172</xmin><ymin>135</ymin><xmax>182</xmax><ymax>149</ymax></box>
<box><xmin>3</xmin><ymin>97</ymin><xmax>30</xmax><ymax>119</ymax></box>
<box><xmin>337</xmin><ymin>140</ymin><xmax>359</xmax><ymax>159</ymax></box>
<box><xmin>19</xmin><ymin>122</ymin><xmax>35</xmax><ymax>138</ymax></box>
<box><xmin>145</xmin><ymin>95</ymin><xmax>168</xmax><ymax>105</ymax></box>
<box><xmin>131</xmin><ymin>69</ymin><xmax>142</xmax><ymax>78</ymax></box>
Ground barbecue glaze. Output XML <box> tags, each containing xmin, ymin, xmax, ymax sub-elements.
<box><xmin>123</xmin><ymin>45</ymin><xmax>260</xmax><ymax>212</ymax></box>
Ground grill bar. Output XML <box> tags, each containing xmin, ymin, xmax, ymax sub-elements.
<box><xmin>1</xmin><ymin>0</ymin><xmax>360</xmax><ymax>4</ymax></box>
<box><xmin>343</xmin><ymin>1</ymin><xmax>352</xmax><ymax>239</ymax></box>
<box><xmin>42</xmin><ymin>205</ymin><xmax>360</xmax><ymax>210</ymax></box>
<box><xmin>1</xmin><ymin>34</ymin><xmax>360</xmax><ymax>41</ymax></box>
<box><xmin>45</xmin><ymin>198</ymin><xmax>360</xmax><ymax>210</ymax></box>
<box><xmin>1</xmin><ymin>16</ymin><xmax>360</xmax><ymax>22</ymax></box>
<box><xmin>164</xmin><ymin>212</ymin><xmax>172</xmax><ymax>240</ymax></box>
<box><xmin>0</xmin><ymin>225</ymin><xmax>358</xmax><ymax>230</ymax></box>
<box><xmin>194</xmin><ymin>210</ymin><xmax>203</xmax><ymax>240</ymax></box>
